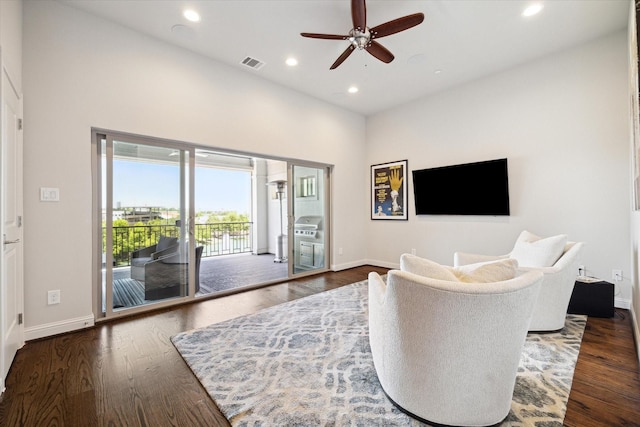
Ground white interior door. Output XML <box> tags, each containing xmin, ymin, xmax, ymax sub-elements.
<box><xmin>0</xmin><ymin>67</ymin><xmax>24</xmax><ymax>391</ymax></box>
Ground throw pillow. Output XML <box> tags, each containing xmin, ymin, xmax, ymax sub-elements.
<box><xmin>400</xmin><ymin>253</ymin><xmax>459</xmax><ymax>282</ymax></box>
<box><xmin>452</xmin><ymin>258</ymin><xmax>518</xmax><ymax>283</ymax></box>
<box><xmin>510</xmin><ymin>230</ymin><xmax>567</xmax><ymax>267</ymax></box>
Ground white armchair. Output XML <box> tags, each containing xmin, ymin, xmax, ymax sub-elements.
<box><xmin>454</xmin><ymin>231</ymin><xmax>584</xmax><ymax>332</ymax></box>
<box><xmin>369</xmin><ymin>262</ymin><xmax>543</xmax><ymax>426</ymax></box>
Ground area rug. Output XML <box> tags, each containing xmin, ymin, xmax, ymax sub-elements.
<box><xmin>171</xmin><ymin>280</ymin><xmax>586</xmax><ymax>426</ymax></box>
<box><xmin>112</xmin><ymin>278</ymin><xmax>144</xmax><ymax>308</ymax></box>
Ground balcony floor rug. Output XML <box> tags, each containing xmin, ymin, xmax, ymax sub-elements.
<box><xmin>171</xmin><ymin>279</ymin><xmax>586</xmax><ymax>426</ymax></box>
<box><xmin>112</xmin><ymin>278</ymin><xmax>144</xmax><ymax>308</ymax></box>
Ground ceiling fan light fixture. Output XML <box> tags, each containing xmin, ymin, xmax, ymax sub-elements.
<box><xmin>349</xmin><ymin>28</ymin><xmax>371</xmax><ymax>50</ymax></box>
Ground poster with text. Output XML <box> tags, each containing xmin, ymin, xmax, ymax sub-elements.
<box><xmin>371</xmin><ymin>160</ymin><xmax>408</xmax><ymax>220</ymax></box>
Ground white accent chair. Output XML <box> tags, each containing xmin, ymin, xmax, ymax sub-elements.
<box><xmin>368</xmin><ymin>257</ymin><xmax>543</xmax><ymax>426</ymax></box>
<box><xmin>454</xmin><ymin>231</ymin><xmax>584</xmax><ymax>332</ymax></box>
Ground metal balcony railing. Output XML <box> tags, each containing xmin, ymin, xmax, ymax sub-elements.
<box><xmin>105</xmin><ymin>222</ymin><xmax>253</xmax><ymax>266</ymax></box>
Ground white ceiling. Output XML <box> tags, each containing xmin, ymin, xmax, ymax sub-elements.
<box><xmin>58</xmin><ymin>0</ymin><xmax>629</xmax><ymax>116</ymax></box>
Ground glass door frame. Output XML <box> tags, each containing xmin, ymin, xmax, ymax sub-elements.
<box><xmin>92</xmin><ymin>129</ymin><xmax>196</xmax><ymax>321</ymax></box>
<box><xmin>287</xmin><ymin>161</ymin><xmax>332</xmax><ymax>278</ymax></box>
<box><xmin>92</xmin><ymin>130</ymin><xmax>334</xmax><ymax>320</ymax></box>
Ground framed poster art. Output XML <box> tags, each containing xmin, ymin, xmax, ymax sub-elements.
<box><xmin>371</xmin><ymin>160</ymin><xmax>408</xmax><ymax>220</ymax></box>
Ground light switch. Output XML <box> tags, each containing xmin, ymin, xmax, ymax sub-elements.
<box><xmin>40</xmin><ymin>187</ymin><xmax>60</xmax><ymax>202</ymax></box>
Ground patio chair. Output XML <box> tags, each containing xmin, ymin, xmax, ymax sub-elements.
<box><xmin>144</xmin><ymin>246</ymin><xmax>203</xmax><ymax>300</ymax></box>
<box><xmin>130</xmin><ymin>236</ymin><xmax>179</xmax><ymax>281</ymax></box>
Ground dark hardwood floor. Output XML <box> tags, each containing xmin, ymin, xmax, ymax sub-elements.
<box><xmin>0</xmin><ymin>265</ymin><xmax>639</xmax><ymax>426</ymax></box>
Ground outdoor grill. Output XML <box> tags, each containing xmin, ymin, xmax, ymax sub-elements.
<box><xmin>294</xmin><ymin>215</ymin><xmax>322</xmax><ymax>237</ymax></box>
<box><xmin>293</xmin><ymin>216</ymin><xmax>324</xmax><ymax>270</ymax></box>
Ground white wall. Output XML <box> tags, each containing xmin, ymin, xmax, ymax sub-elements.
<box><xmin>266</xmin><ymin>159</ymin><xmax>287</xmax><ymax>255</ymax></box>
<box><xmin>251</xmin><ymin>159</ymin><xmax>269</xmax><ymax>255</ymax></box>
<box><xmin>22</xmin><ymin>0</ymin><xmax>635</xmax><ymax>341</ymax></box>
<box><xmin>22</xmin><ymin>0</ymin><xmax>367</xmax><ymax>338</ymax></box>
<box><xmin>366</xmin><ymin>31</ymin><xmax>632</xmax><ymax>307</ymax></box>
<box><xmin>1</xmin><ymin>0</ymin><xmax>22</xmax><ymax>93</ymax></box>
<box><xmin>627</xmin><ymin>0</ymin><xmax>640</xmax><ymax>362</ymax></box>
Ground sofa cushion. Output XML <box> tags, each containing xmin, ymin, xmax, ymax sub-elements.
<box><xmin>510</xmin><ymin>230</ymin><xmax>567</xmax><ymax>267</ymax></box>
<box><xmin>452</xmin><ymin>258</ymin><xmax>519</xmax><ymax>283</ymax></box>
<box><xmin>401</xmin><ymin>254</ymin><xmax>518</xmax><ymax>284</ymax></box>
<box><xmin>400</xmin><ymin>254</ymin><xmax>459</xmax><ymax>282</ymax></box>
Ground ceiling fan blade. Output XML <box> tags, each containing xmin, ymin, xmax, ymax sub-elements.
<box><xmin>370</xmin><ymin>13</ymin><xmax>425</xmax><ymax>39</ymax></box>
<box><xmin>330</xmin><ymin>45</ymin><xmax>356</xmax><ymax>70</ymax></box>
<box><xmin>365</xmin><ymin>40</ymin><xmax>394</xmax><ymax>64</ymax></box>
<box><xmin>301</xmin><ymin>32</ymin><xmax>347</xmax><ymax>40</ymax></box>
<box><xmin>351</xmin><ymin>0</ymin><xmax>366</xmax><ymax>30</ymax></box>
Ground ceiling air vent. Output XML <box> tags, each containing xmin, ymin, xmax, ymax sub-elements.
<box><xmin>241</xmin><ymin>56</ymin><xmax>266</xmax><ymax>70</ymax></box>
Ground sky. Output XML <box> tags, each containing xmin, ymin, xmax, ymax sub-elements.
<box><xmin>112</xmin><ymin>160</ymin><xmax>251</xmax><ymax>214</ymax></box>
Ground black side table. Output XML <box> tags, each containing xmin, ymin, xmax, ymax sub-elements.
<box><xmin>567</xmin><ymin>278</ymin><xmax>614</xmax><ymax>318</ymax></box>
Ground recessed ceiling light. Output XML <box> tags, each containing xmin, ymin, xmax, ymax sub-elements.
<box><xmin>522</xmin><ymin>3</ymin><xmax>543</xmax><ymax>17</ymax></box>
<box><xmin>183</xmin><ymin>9</ymin><xmax>201</xmax><ymax>22</ymax></box>
<box><xmin>348</xmin><ymin>86</ymin><xmax>359</xmax><ymax>94</ymax></box>
<box><xmin>286</xmin><ymin>57</ymin><xmax>298</xmax><ymax>67</ymax></box>
<box><xmin>434</xmin><ymin>69</ymin><xmax>442</xmax><ymax>75</ymax></box>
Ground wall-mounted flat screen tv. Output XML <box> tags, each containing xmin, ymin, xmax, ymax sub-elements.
<box><xmin>412</xmin><ymin>158</ymin><xmax>510</xmax><ymax>216</ymax></box>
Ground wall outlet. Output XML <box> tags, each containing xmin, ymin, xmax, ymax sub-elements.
<box><xmin>612</xmin><ymin>269</ymin><xmax>622</xmax><ymax>281</ymax></box>
<box><xmin>47</xmin><ymin>290</ymin><xmax>60</xmax><ymax>305</ymax></box>
<box><xmin>338</xmin><ymin>247</ymin><xmax>343</xmax><ymax>255</ymax></box>
<box><xmin>411</xmin><ymin>248</ymin><xmax>416</xmax><ymax>255</ymax></box>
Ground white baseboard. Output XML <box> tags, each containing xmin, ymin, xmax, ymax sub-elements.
<box><xmin>331</xmin><ymin>259</ymin><xmax>368</xmax><ymax>271</ymax></box>
<box><xmin>615</xmin><ymin>297</ymin><xmax>631</xmax><ymax>310</ymax></box>
<box><xmin>330</xmin><ymin>258</ymin><xmax>401</xmax><ymax>271</ymax></box>
<box><xmin>24</xmin><ymin>314</ymin><xmax>95</xmax><ymax>341</ymax></box>
<box><xmin>363</xmin><ymin>258</ymin><xmax>400</xmax><ymax>270</ymax></box>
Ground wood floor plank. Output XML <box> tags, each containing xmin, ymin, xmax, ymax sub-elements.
<box><xmin>564</xmin><ymin>309</ymin><xmax>640</xmax><ymax>427</ymax></box>
<box><xmin>1</xmin><ymin>266</ymin><xmax>638</xmax><ymax>426</ymax></box>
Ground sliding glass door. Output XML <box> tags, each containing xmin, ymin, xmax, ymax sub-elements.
<box><xmin>98</xmin><ymin>133</ymin><xmax>195</xmax><ymax>317</ymax></box>
<box><xmin>94</xmin><ymin>131</ymin><xmax>333</xmax><ymax>319</ymax></box>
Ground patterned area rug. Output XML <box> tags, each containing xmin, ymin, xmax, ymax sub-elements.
<box><xmin>172</xmin><ymin>280</ymin><xmax>586</xmax><ymax>426</ymax></box>
<box><xmin>112</xmin><ymin>278</ymin><xmax>144</xmax><ymax>308</ymax></box>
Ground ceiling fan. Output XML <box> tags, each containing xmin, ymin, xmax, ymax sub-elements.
<box><xmin>301</xmin><ymin>0</ymin><xmax>424</xmax><ymax>70</ymax></box>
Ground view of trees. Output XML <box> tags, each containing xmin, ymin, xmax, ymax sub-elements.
<box><xmin>105</xmin><ymin>210</ymin><xmax>251</xmax><ymax>266</ymax></box>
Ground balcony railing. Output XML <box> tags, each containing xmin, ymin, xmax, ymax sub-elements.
<box><xmin>106</xmin><ymin>222</ymin><xmax>253</xmax><ymax>266</ymax></box>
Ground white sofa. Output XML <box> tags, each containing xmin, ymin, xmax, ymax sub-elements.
<box><xmin>454</xmin><ymin>231</ymin><xmax>584</xmax><ymax>332</ymax></box>
<box><xmin>368</xmin><ymin>257</ymin><xmax>543</xmax><ymax>426</ymax></box>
